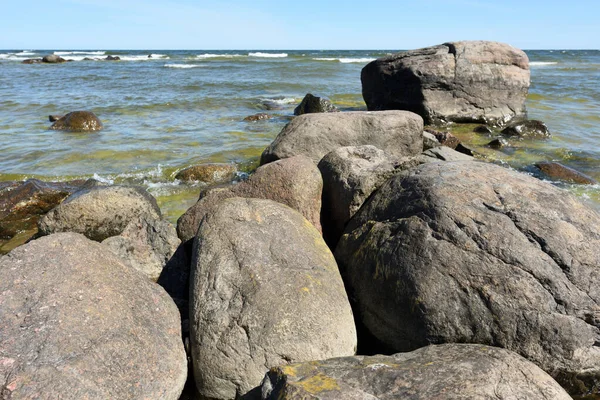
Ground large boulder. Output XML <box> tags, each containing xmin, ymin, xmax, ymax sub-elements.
<box><xmin>177</xmin><ymin>155</ymin><xmax>322</xmax><ymax>243</ymax></box>
<box><xmin>102</xmin><ymin>215</ymin><xmax>181</xmax><ymax>281</ymax></box>
<box><xmin>50</xmin><ymin>111</ymin><xmax>104</xmax><ymax>131</ymax></box>
<box><xmin>190</xmin><ymin>198</ymin><xmax>357</xmax><ymax>399</ymax></box>
<box><xmin>0</xmin><ymin>233</ymin><xmax>187</xmax><ymax>399</ymax></box>
<box><xmin>260</xmin><ymin>111</ymin><xmax>423</xmax><ymax>165</ymax></box>
<box><xmin>38</xmin><ymin>184</ymin><xmax>161</xmax><ymax>241</ymax></box>
<box><xmin>318</xmin><ymin>145</ymin><xmax>398</xmax><ymax>247</ymax></box>
<box><xmin>261</xmin><ymin>344</ymin><xmax>571</xmax><ymax>400</ymax></box>
<box><xmin>361</xmin><ymin>41</ymin><xmax>530</xmax><ymax>125</ymax></box>
<box><xmin>42</xmin><ymin>54</ymin><xmax>66</xmax><ymax>63</ymax></box>
<box><xmin>293</xmin><ymin>93</ymin><xmax>338</xmax><ymax>115</ymax></box>
<box><xmin>0</xmin><ymin>179</ymin><xmax>89</xmax><ymax>254</ymax></box>
<box><xmin>335</xmin><ymin>160</ymin><xmax>600</xmax><ymax>396</ymax></box>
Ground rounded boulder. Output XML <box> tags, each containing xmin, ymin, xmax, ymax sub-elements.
<box><xmin>0</xmin><ymin>233</ymin><xmax>187</xmax><ymax>399</ymax></box>
<box><xmin>50</xmin><ymin>111</ymin><xmax>104</xmax><ymax>132</ymax></box>
<box><xmin>190</xmin><ymin>198</ymin><xmax>357</xmax><ymax>399</ymax></box>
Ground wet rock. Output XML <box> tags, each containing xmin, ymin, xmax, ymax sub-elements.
<box><xmin>39</xmin><ymin>184</ymin><xmax>161</xmax><ymax>242</ymax></box>
<box><xmin>426</xmin><ymin>129</ymin><xmax>461</xmax><ymax>149</ymax></box>
<box><xmin>260</xmin><ymin>344</ymin><xmax>571</xmax><ymax>400</ymax></box>
<box><xmin>335</xmin><ymin>161</ymin><xmax>600</xmax><ymax>396</ymax></box>
<box><xmin>535</xmin><ymin>161</ymin><xmax>598</xmax><ymax>185</ymax></box>
<box><xmin>190</xmin><ymin>198</ymin><xmax>357</xmax><ymax>399</ymax></box>
<box><xmin>0</xmin><ymin>233</ymin><xmax>187</xmax><ymax>399</ymax></box>
<box><xmin>49</xmin><ymin>111</ymin><xmax>104</xmax><ymax>131</ymax></box>
<box><xmin>318</xmin><ymin>145</ymin><xmax>397</xmax><ymax>247</ymax></box>
<box><xmin>502</xmin><ymin>119</ymin><xmax>551</xmax><ymax>138</ymax></box>
<box><xmin>102</xmin><ymin>215</ymin><xmax>181</xmax><ymax>281</ymax></box>
<box><xmin>105</xmin><ymin>55</ymin><xmax>121</xmax><ymax>61</ymax></box>
<box><xmin>0</xmin><ymin>179</ymin><xmax>90</xmax><ymax>254</ymax></box>
<box><xmin>21</xmin><ymin>58</ymin><xmax>41</xmax><ymax>64</ymax></box>
<box><xmin>260</xmin><ymin>110</ymin><xmax>423</xmax><ymax>165</ymax></box>
<box><xmin>293</xmin><ymin>93</ymin><xmax>338</xmax><ymax>115</ymax></box>
<box><xmin>175</xmin><ymin>163</ymin><xmax>237</xmax><ymax>184</ymax></box>
<box><xmin>244</xmin><ymin>113</ymin><xmax>272</xmax><ymax>122</ymax></box>
<box><xmin>260</xmin><ymin>100</ymin><xmax>284</xmax><ymax>110</ymax></box>
<box><xmin>488</xmin><ymin>137</ymin><xmax>509</xmax><ymax>149</ymax></box>
<box><xmin>42</xmin><ymin>54</ymin><xmax>66</xmax><ymax>63</ymax></box>
<box><xmin>474</xmin><ymin>124</ymin><xmax>494</xmax><ymax>134</ymax></box>
<box><xmin>177</xmin><ymin>155</ymin><xmax>322</xmax><ymax>243</ymax></box>
<box><xmin>49</xmin><ymin>114</ymin><xmax>63</xmax><ymax>122</ymax></box>
<box><xmin>362</xmin><ymin>41</ymin><xmax>530</xmax><ymax>125</ymax></box>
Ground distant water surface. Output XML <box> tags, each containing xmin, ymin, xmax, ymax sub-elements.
<box><xmin>0</xmin><ymin>49</ymin><xmax>598</xmax><ymax>219</ymax></box>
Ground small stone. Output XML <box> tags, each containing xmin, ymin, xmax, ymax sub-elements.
<box><xmin>487</xmin><ymin>137</ymin><xmax>509</xmax><ymax>149</ymax></box>
<box><xmin>243</xmin><ymin>113</ymin><xmax>272</xmax><ymax>122</ymax></box>
<box><xmin>474</xmin><ymin>125</ymin><xmax>493</xmax><ymax>134</ymax></box>
<box><xmin>502</xmin><ymin>120</ymin><xmax>551</xmax><ymax>139</ymax></box>
<box><xmin>174</xmin><ymin>163</ymin><xmax>237</xmax><ymax>184</ymax></box>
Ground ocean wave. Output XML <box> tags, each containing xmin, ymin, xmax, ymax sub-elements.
<box><xmin>119</xmin><ymin>54</ymin><xmax>169</xmax><ymax>61</ymax></box>
<box><xmin>248</xmin><ymin>52</ymin><xmax>288</xmax><ymax>58</ymax></box>
<box><xmin>530</xmin><ymin>61</ymin><xmax>558</xmax><ymax>66</ymax></box>
<box><xmin>196</xmin><ymin>53</ymin><xmax>244</xmax><ymax>59</ymax></box>
<box><xmin>262</xmin><ymin>97</ymin><xmax>297</xmax><ymax>104</ymax></box>
<box><xmin>313</xmin><ymin>57</ymin><xmax>375</xmax><ymax>63</ymax></box>
<box><xmin>54</xmin><ymin>51</ymin><xmax>106</xmax><ymax>55</ymax></box>
<box><xmin>16</xmin><ymin>51</ymin><xmax>36</xmax><ymax>56</ymax></box>
<box><xmin>164</xmin><ymin>64</ymin><xmax>205</xmax><ymax>69</ymax></box>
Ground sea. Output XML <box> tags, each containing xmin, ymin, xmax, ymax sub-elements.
<box><xmin>1</xmin><ymin>49</ymin><xmax>599</xmax><ymax>222</ymax></box>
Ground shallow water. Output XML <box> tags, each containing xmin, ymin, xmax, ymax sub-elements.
<box><xmin>1</xmin><ymin>49</ymin><xmax>599</xmax><ymax>220</ymax></box>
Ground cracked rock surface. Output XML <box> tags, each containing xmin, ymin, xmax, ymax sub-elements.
<box><xmin>0</xmin><ymin>233</ymin><xmax>187</xmax><ymax>399</ymax></box>
<box><xmin>261</xmin><ymin>344</ymin><xmax>571</xmax><ymax>400</ymax></box>
<box><xmin>361</xmin><ymin>41</ymin><xmax>530</xmax><ymax>125</ymax></box>
<box><xmin>335</xmin><ymin>161</ymin><xmax>600</xmax><ymax>396</ymax></box>
<box><xmin>190</xmin><ymin>198</ymin><xmax>356</xmax><ymax>399</ymax></box>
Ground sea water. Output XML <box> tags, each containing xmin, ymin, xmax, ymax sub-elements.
<box><xmin>1</xmin><ymin>49</ymin><xmax>599</xmax><ymax>220</ymax></box>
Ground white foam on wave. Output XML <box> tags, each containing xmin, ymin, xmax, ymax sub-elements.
<box><xmin>262</xmin><ymin>97</ymin><xmax>297</xmax><ymax>104</ymax></box>
<box><xmin>17</xmin><ymin>51</ymin><xmax>36</xmax><ymax>56</ymax></box>
<box><xmin>314</xmin><ymin>57</ymin><xmax>375</xmax><ymax>63</ymax></box>
<box><xmin>117</xmin><ymin>54</ymin><xmax>170</xmax><ymax>61</ymax></box>
<box><xmin>249</xmin><ymin>52</ymin><xmax>288</xmax><ymax>58</ymax></box>
<box><xmin>530</xmin><ymin>61</ymin><xmax>558</xmax><ymax>66</ymax></box>
<box><xmin>164</xmin><ymin>64</ymin><xmax>205</xmax><ymax>69</ymax></box>
<box><xmin>54</xmin><ymin>51</ymin><xmax>106</xmax><ymax>55</ymax></box>
<box><xmin>196</xmin><ymin>53</ymin><xmax>244</xmax><ymax>59</ymax></box>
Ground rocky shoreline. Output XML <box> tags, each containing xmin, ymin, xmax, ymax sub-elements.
<box><xmin>2</xmin><ymin>41</ymin><xmax>599</xmax><ymax>399</ymax></box>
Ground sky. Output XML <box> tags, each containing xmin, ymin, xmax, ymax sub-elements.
<box><xmin>2</xmin><ymin>0</ymin><xmax>599</xmax><ymax>50</ymax></box>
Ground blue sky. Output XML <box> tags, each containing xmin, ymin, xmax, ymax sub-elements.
<box><xmin>3</xmin><ymin>0</ymin><xmax>599</xmax><ymax>50</ymax></box>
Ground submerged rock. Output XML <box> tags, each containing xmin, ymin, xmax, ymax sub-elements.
<box><xmin>260</xmin><ymin>110</ymin><xmax>423</xmax><ymax>165</ymax></box>
<box><xmin>21</xmin><ymin>58</ymin><xmax>41</xmax><ymax>64</ymax></box>
<box><xmin>243</xmin><ymin>113</ymin><xmax>272</xmax><ymax>122</ymax></box>
<box><xmin>535</xmin><ymin>161</ymin><xmax>598</xmax><ymax>185</ymax></box>
<box><xmin>175</xmin><ymin>163</ymin><xmax>237</xmax><ymax>184</ymax></box>
<box><xmin>39</xmin><ymin>184</ymin><xmax>161</xmax><ymax>242</ymax></box>
<box><xmin>361</xmin><ymin>41</ymin><xmax>530</xmax><ymax>125</ymax></box>
<box><xmin>0</xmin><ymin>233</ymin><xmax>187</xmax><ymax>399</ymax></box>
<box><xmin>177</xmin><ymin>155</ymin><xmax>322</xmax><ymax>243</ymax></box>
<box><xmin>190</xmin><ymin>198</ymin><xmax>356</xmax><ymax>399</ymax></box>
<box><xmin>49</xmin><ymin>111</ymin><xmax>104</xmax><ymax>131</ymax></box>
<box><xmin>474</xmin><ymin>124</ymin><xmax>494</xmax><ymax>134</ymax></box>
<box><xmin>49</xmin><ymin>114</ymin><xmax>63</xmax><ymax>122</ymax></box>
<box><xmin>261</xmin><ymin>344</ymin><xmax>571</xmax><ymax>400</ymax></box>
<box><xmin>487</xmin><ymin>137</ymin><xmax>509</xmax><ymax>149</ymax></box>
<box><xmin>105</xmin><ymin>55</ymin><xmax>121</xmax><ymax>61</ymax></box>
<box><xmin>294</xmin><ymin>93</ymin><xmax>338</xmax><ymax>115</ymax></box>
<box><xmin>335</xmin><ymin>160</ymin><xmax>600</xmax><ymax>396</ymax></box>
<box><xmin>502</xmin><ymin>119</ymin><xmax>551</xmax><ymax>138</ymax></box>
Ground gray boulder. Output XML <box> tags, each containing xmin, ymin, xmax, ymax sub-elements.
<box><xmin>294</xmin><ymin>93</ymin><xmax>338</xmax><ymax>115</ymax></box>
<box><xmin>0</xmin><ymin>233</ymin><xmax>187</xmax><ymax>399</ymax></box>
<box><xmin>335</xmin><ymin>160</ymin><xmax>600</xmax><ymax>396</ymax></box>
<box><xmin>39</xmin><ymin>184</ymin><xmax>161</xmax><ymax>241</ymax></box>
<box><xmin>318</xmin><ymin>145</ymin><xmax>398</xmax><ymax>247</ymax></box>
<box><xmin>42</xmin><ymin>54</ymin><xmax>66</xmax><ymax>63</ymax></box>
<box><xmin>177</xmin><ymin>155</ymin><xmax>322</xmax><ymax>243</ymax></box>
<box><xmin>190</xmin><ymin>198</ymin><xmax>357</xmax><ymax>399</ymax></box>
<box><xmin>261</xmin><ymin>344</ymin><xmax>571</xmax><ymax>400</ymax></box>
<box><xmin>49</xmin><ymin>111</ymin><xmax>104</xmax><ymax>131</ymax></box>
<box><xmin>422</xmin><ymin>130</ymin><xmax>441</xmax><ymax>150</ymax></box>
<box><xmin>361</xmin><ymin>41</ymin><xmax>530</xmax><ymax>125</ymax></box>
<box><xmin>102</xmin><ymin>215</ymin><xmax>181</xmax><ymax>281</ymax></box>
<box><xmin>260</xmin><ymin>110</ymin><xmax>423</xmax><ymax>165</ymax></box>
